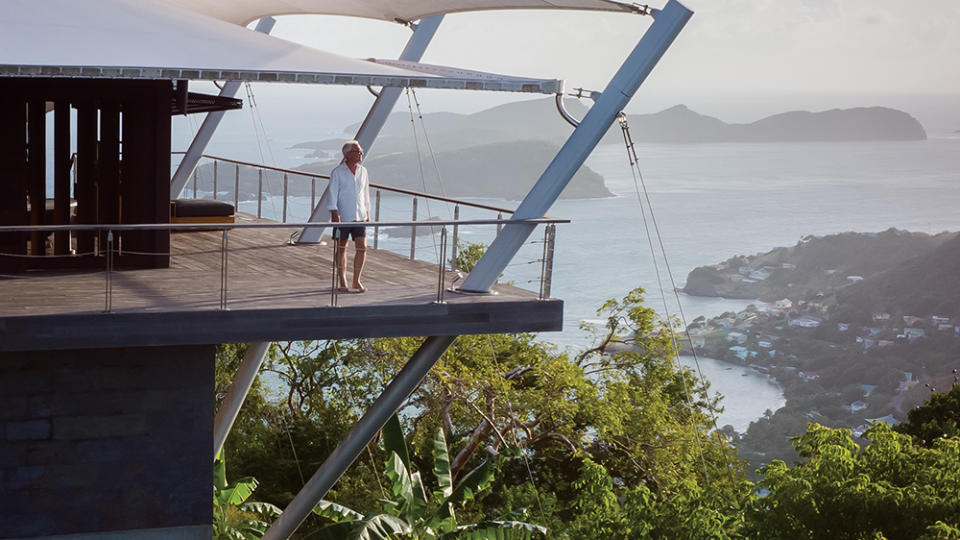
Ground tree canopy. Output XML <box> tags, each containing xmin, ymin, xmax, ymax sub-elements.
<box><xmin>215</xmin><ymin>291</ymin><xmax>960</xmax><ymax>538</ymax></box>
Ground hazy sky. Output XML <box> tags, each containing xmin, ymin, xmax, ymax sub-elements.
<box><xmin>271</xmin><ymin>0</ymin><xmax>960</xmax><ymax>95</ymax></box>
<box><xmin>182</xmin><ymin>0</ymin><xmax>960</xmax><ymax>153</ymax></box>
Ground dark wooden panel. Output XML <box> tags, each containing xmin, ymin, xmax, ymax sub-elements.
<box><xmin>53</xmin><ymin>101</ymin><xmax>71</xmax><ymax>254</ymax></box>
<box><xmin>119</xmin><ymin>82</ymin><xmax>172</xmax><ymax>269</ymax></box>
<box><xmin>27</xmin><ymin>100</ymin><xmax>46</xmax><ymax>255</ymax></box>
<box><xmin>75</xmin><ymin>103</ymin><xmax>98</xmax><ymax>254</ymax></box>
<box><xmin>150</xmin><ymin>81</ymin><xmax>172</xmax><ymax>267</ymax></box>
<box><xmin>0</xmin><ymin>92</ymin><xmax>29</xmax><ymax>264</ymax></box>
<box><xmin>98</xmin><ymin>103</ymin><xmax>120</xmax><ymax>249</ymax></box>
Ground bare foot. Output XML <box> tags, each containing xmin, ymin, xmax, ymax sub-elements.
<box><xmin>353</xmin><ymin>282</ymin><xmax>367</xmax><ymax>293</ymax></box>
<box><xmin>336</xmin><ymin>285</ymin><xmax>350</xmax><ymax>293</ymax></box>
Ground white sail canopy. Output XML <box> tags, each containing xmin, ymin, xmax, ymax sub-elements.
<box><xmin>159</xmin><ymin>0</ymin><xmax>645</xmax><ymax>25</ymax></box>
<box><xmin>0</xmin><ymin>0</ymin><xmax>562</xmax><ymax>93</ymax></box>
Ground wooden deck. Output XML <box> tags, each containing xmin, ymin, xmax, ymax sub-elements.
<box><xmin>0</xmin><ymin>215</ymin><xmax>561</xmax><ymax>351</ymax></box>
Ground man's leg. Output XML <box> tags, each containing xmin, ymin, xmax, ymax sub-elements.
<box><xmin>352</xmin><ymin>236</ymin><xmax>367</xmax><ymax>293</ymax></box>
<box><xmin>336</xmin><ymin>239</ymin><xmax>350</xmax><ymax>290</ymax></box>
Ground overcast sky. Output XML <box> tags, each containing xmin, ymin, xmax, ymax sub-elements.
<box><xmin>184</xmin><ymin>0</ymin><xmax>960</xmax><ymax>153</ymax></box>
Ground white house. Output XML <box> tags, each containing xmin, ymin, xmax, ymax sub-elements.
<box><xmin>904</xmin><ymin>327</ymin><xmax>926</xmax><ymax>340</ymax></box>
<box><xmin>774</xmin><ymin>298</ymin><xmax>793</xmax><ymax>310</ymax></box>
<box><xmin>726</xmin><ymin>331</ymin><xmax>747</xmax><ymax>344</ymax></box>
<box><xmin>789</xmin><ymin>316</ymin><xmax>821</xmax><ymax>328</ymax></box>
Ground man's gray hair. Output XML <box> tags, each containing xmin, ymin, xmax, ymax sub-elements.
<box><xmin>342</xmin><ymin>140</ymin><xmax>361</xmax><ymax>155</ymax></box>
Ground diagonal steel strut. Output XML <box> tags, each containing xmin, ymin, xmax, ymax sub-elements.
<box><xmin>170</xmin><ymin>17</ymin><xmax>276</xmax><ymax>199</ymax></box>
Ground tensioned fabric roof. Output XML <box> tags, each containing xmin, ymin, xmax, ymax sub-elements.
<box><xmin>0</xmin><ymin>0</ymin><xmax>563</xmax><ymax>93</ymax></box>
<box><xmin>159</xmin><ymin>0</ymin><xmax>645</xmax><ymax>25</ymax></box>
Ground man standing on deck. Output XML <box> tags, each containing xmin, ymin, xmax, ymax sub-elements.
<box><xmin>328</xmin><ymin>140</ymin><xmax>371</xmax><ymax>293</ymax></box>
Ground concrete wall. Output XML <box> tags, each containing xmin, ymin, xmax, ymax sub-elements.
<box><xmin>0</xmin><ymin>345</ymin><xmax>215</xmax><ymax>538</ymax></box>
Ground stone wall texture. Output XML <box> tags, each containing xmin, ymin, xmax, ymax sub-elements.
<box><xmin>0</xmin><ymin>345</ymin><xmax>215</xmax><ymax>538</ymax></box>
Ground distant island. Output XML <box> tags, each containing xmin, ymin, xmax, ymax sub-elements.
<box><xmin>681</xmin><ymin>229</ymin><xmax>960</xmax><ymax>470</ymax></box>
<box><xmin>291</xmin><ymin>98</ymin><xmax>927</xmax><ymax>158</ymax></box>
<box><xmin>294</xmin><ymin>140</ymin><xmax>613</xmax><ymax>201</ymax></box>
<box><xmin>283</xmin><ymin>100</ymin><xmax>926</xmax><ymax>202</ymax></box>
<box><xmin>191</xmin><ymin>138</ymin><xmax>612</xmax><ymax>201</ymax></box>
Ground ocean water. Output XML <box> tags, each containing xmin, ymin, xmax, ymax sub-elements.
<box><xmin>210</xmin><ymin>136</ymin><xmax>960</xmax><ymax>431</ymax></box>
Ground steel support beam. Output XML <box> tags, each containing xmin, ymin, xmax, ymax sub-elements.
<box><xmin>213</xmin><ymin>342</ymin><xmax>271</xmax><ymax>458</ymax></box>
<box><xmin>263</xmin><ymin>335</ymin><xmax>457</xmax><ymax>539</ymax></box>
<box><xmin>169</xmin><ymin>17</ymin><xmax>275</xmax><ymax>199</ymax></box>
<box><xmin>296</xmin><ymin>16</ymin><xmax>444</xmax><ymax>244</ymax></box>
<box><xmin>459</xmin><ymin>0</ymin><xmax>692</xmax><ymax>292</ymax></box>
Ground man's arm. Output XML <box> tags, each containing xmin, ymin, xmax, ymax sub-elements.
<box><xmin>327</xmin><ymin>168</ymin><xmax>341</xmax><ymax>221</ymax></box>
<box><xmin>363</xmin><ymin>167</ymin><xmax>371</xmax><ymax>221</ymax></box>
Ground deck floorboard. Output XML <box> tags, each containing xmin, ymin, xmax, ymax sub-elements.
<box><xmin>0</xmin><ymin>215</ymin><xmax>561</xmax><ymax>350</ymax></box>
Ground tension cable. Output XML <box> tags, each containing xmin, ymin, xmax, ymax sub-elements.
<box><xmin>617</xmin><ymin>113</ymin><xmax>736</xmax><ymax>481</ymax></box>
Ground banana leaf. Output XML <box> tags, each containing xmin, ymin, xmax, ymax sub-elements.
<box><xmin>216</xmin><ymin>476</ymin><xmax>259</xmax><ymax>506</ymax></box>
<box><xmin>382</xmin><ymin>413</ymin><xmax>411</xmax><ymax>471</ymax></box>
<box><xmin>443</xmin><ymin>520</ymin><xmax>548</xmax><ymax>540</ymax></box>
<box><xmin>303</xmin><ymin>514</ymin><xmax>411</xmax><ymax>540</ymax></box>
<box><xmin>313</xmin><ymin>499</ymin><xmax>363</xmax><ymax>523</ymax></box>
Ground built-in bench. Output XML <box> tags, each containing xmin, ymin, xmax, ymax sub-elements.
<box><xmin>170</xmin><ymin>199</ymin><xmax>235</xmax><ymax>224</ymax></box>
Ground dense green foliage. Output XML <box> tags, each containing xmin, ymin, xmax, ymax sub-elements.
<box><xmin>895</xmin><ymin>380</ymin><xmax>960</xmax><ymax>445</ymax></box>
<box><xmin>214</xmin><ymin>288</ymin><xmax>960</xmax><ymax>538</ymax></box>
<box><xmin>749</xmin><ymin>422</ymin><xmax>960</xmax><ymax>539</ymax></box>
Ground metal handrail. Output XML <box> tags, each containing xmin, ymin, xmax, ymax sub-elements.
<box><xmin>0</xmin><ymin>217</ymin><xmax>567</xmax><ymax>234</ymax></box>
<box><xmin>175</xmin><ymin>152</ymin><xmax>517</xmax><ymax>215</ymax></box>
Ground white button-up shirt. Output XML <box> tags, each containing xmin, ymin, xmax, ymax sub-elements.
<box><xmin>327</xmin><ymin>162</ymin><xmax>370</xmax><ymax>222</ymax></box>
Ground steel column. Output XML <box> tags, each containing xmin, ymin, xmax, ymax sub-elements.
<box><xmin>459</xmin><ymin>0</ymin><xmax>692</xmax><ymax>293</ymax></box>
<box><xmin>213</xmin><ymin>342</ymin><xmax>271</xmax><ymax>458</ymax></box>
<box><xmin>297</xmin><ymin>16</ymin><xmax>444</xmax><ymax>244</ymax></box>
<box><xmin>263</xmin><ymin>335</ymin><xmax>457</xmax><ymax>540</ymax></box>
<box><xmin>169</xmin><ymin>17</ymin><xmax>275</xmax><ymax>199</ymax></box>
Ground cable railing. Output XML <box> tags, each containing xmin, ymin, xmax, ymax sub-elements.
<box><xmin>0</xmin><ymin>217</ymin><xmax>564</xmax><ymax>315</ymax></box>
<box><xmin>174</xmin><ymin>153</ymin><xmax>517</xmax><ymax>266</ymax></box>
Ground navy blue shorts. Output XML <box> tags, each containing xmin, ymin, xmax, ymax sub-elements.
<box><xmin>334</xmin><ymin>225</ymin><xmax>366</xmax><ymax>241</ymax></box>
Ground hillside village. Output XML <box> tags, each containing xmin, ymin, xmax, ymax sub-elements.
<box><xmin>682</xmin><ymin>230</ymin><xmax>960</xmax><ymax>467</ymax></box>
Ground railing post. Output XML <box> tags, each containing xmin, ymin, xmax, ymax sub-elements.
<box><xmin>213</xmin><ymin>160</ymin><xmax>218</xmax><ymax>200</ymax></box>
<box><xmin>283</xmin><ymin>173</ymin><xmax>289</xmax><ymax>223</ymax></box>
<box><xmin>410</xmin><ymin>197</ymin><xmax>417</xmax><ymax>260</ymax></box>
<box><xmin>330</xmin><ymin>228</ymin><xmax>340</xmax><ymax>307</ymax></box>
<box><xmin>220</xmin><ymin>229</ymin><xmax>229</xmax><ymax>310</ymax></box>
<box><xmin>543</xmin><ymin>224</ymin><xmax>556</xmax><ymax>299</ymax></box>
<box><xmin>451</xmin><ymin>205</ymin><xmax>460</xmax><ymax>271</ymax></box>
<box><xmin>234</xmin><ymin>163</ymin><xmax>240</xmax><ymax>210</ymax></box>
<box><xmin>104</xmin><ymin>230</ymin><xmax>113</xmax><ymax>313</ymax></box>
<box><xmin>257</xmin><ymin>170</ymin><xmax>263</xmax><ymax>218</ymax></box>
<box><xmin>192</xmin><ymin>169</ymin><xmax>198</xmax><ymax>199</ymax></box>
<box><xmin>539</xmin><ymin>225</ymin><xmax>549</xmax><ymax>300</ymax></box>
<box><xmin>373</xmin><ymin>189</ymin><xmax>381</xmax><ymax>250</ymax></box>
<box><xmin>435</xmin><ymin>227</ymin><xmax>447</xmax><ymax>303</ymax></box>
<box><xmin>311</xmin><ymin>178</ymin><xmax>317</xmax><ymax>214</ymax></box>
<box><xmin>496</xmin><ymin>212</ymin><xmax>503</xmax><ymax>235</ymax></box>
